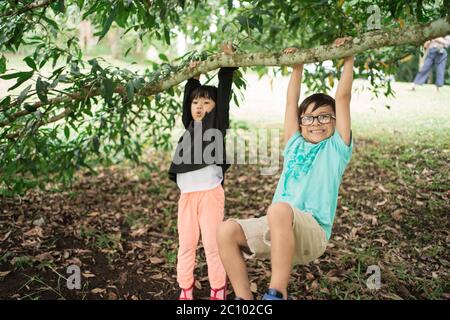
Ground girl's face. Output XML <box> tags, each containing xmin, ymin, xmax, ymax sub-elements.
<box><xmin>191</xmin><ymin>97</ymin><xmax>216</xmax><ymax>121</ymax></box>
<box><xmin>299</xmin><ymin>104</ymin><xmax>335</xmax><ymax>144</ymax></box>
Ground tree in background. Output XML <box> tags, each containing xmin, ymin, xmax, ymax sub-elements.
<box><xmin>0</xmin><ymin>0</ymin><xmax>449</xmax><ymax>195</ymax></box>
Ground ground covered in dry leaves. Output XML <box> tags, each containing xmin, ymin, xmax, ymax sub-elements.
<box><xmin>0</xmin><ymin>137</ymin><xmax>448</xmax><ymax>300</ymax></box>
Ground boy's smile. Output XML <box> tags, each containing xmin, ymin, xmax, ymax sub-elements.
<box><xmin>300</xmin><ymin>105</ymin><xmax>335</xmax><ymax>144</ymax></box>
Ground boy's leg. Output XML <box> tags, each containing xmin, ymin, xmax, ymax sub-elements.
<box><xmin>198</xmin><ymin>186</ymin><xmax>227</xmax><ymax>292</ymax></box>
<box><xmin>267</xmin><ymin>202</ymin><xmax>295</xmax><ymax>299</ymax></box>
<box><xmin>177</xmin><ymin>193</ymin><xmax>200</xmax><ymax>290</ymax></box>
<box><xmin>217</xmin><ymin>220</ymin><xmax>254</xmax><ymax>299</ymax></box>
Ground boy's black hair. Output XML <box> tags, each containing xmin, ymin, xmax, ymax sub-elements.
<box><xmin>297</xmin><ymin>93</ymin><xmax>336</xmax><ymax>119</ymax></box>
<box><xmin>189</xmin><ymin>85</ymin><xmax>218</xmax><ymax>104</ymax></box>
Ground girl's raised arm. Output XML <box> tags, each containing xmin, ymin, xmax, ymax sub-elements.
<box><xmin>181</xmin><ymin>61</ymin><xmax>201</xmax><ymax>128</ymax></box>
<box><xmin>216</xmin><ymin>41</ymin><xmax>237</xmax><ymax>132</ymax></box>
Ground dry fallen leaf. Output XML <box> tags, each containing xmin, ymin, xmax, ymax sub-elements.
<box><xmin>24</xmin><ymin>227</ymin><xmax>43</xmax><ymax>238</ymax></box>
<box><xmin>88</xmin><ymin>211</ymin><xmax>100</xmax><ymax>217</ymax></box>
<box><xmin>119</xmin><ymin>272</ymin><xmax>128</xmax><ymax>287</ymax></box>
<box><xmin>378</xmin><ymin>185</ymin><xmax>390</xmax><ymax>193</ymax></box>
<box><xmin>91</xmin><ymin>288</ymin><xmax>106</xmax><ymax>294</ymax></box>
<box><xmin>32</xmin><ymin>218</ymin><xmax>45</xmax><ymax>227</ymax></box>
<box><xmin>66</xmin><ymin>257</ymin><xmax>82</xmax><ymax>266</ymax></box>
<box><xmin>0</xmin><ymin>271</ymin><xmax>11</xmax><ymax>277</ymax></box>
<box><xmin>327</xmin><ymin>276</ymin><xmax>340</xmax><ymax>283</ymax></box>
<box><xmin>82</xmin><ymin>271</ymin><xmax>95</xmax><ymax>278</ymax></box>
<box><xmin>391</xmin><ymin>208</ymin><xmax>407</xmax><ymax>221</ymax></box>
<box><xmin>108</xmin><ymin>291</ymin><xmax>118</xmax><ymax>300</ymax></box>
<box><xmin>35</xmin><ymin>252</ymin><xmax>53</xmax><ymax>262</ymax></box>
<box><xmin>130</xmin><ymin>226</ymin><xmax>149</xmax><ymax>237</ymax></box>
<box><xmin>149</xmin><ymin>257</ymin><xmax>164</xmax><ymax>264</ymax></box>
<box><xmin>1</xmin><ymin>231</ymin><xmax>11</xmax><ymax>242</ymax></box>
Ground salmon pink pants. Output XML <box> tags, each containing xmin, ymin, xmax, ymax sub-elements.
<box><xmin>176</xmin><ymin>184</ymin><xmax>226</xmax><ymax>289</ymax></box>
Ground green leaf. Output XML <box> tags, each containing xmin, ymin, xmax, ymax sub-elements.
<box><xmin>92</xmin><ymin>136</ymin><xmax>100</xmax><ymax>153</ymax></box>
<box><xmin>70</xmin><ymin>62</ymin><xmax>80</xmax><ymax>75</ymax></box>
<box><xmin>126</xmin><ymin>80</ymin><xmax>134</xmax><ymax>102</ymax></box>
<box><xmin>40</xmin><ymin>15</ymin><xmax>60</xmax><ymax>32</ymax></box>
<box><xmin>102</xmin><ymin>78</ymin><xmax>114</xmax><ymax>105</ymax></box>
<box><xmin>115</xmin><ymin>1</ymin><xmax>130</xmax><ymax>27</ymax></box>
<box><xmin>7</xmin><ymin>71</ymin><xmax>34</xmax><ymax>91</ymax></box>
<box><xmin>36</xmin><ymin>77</ymin><xmax>49</xmax><ymax>103</ymax></box>
<box><xmin>82</xmin><ymin>1</ymin><xmax>101</xmax><ymax>20</ymax></box>
<box><xmin>96</xmin><ymin>5</ymin><xmax>118</xmax><ymax>41</ymax></box>
<box><xmin>23</xmin><ymin>56</ymin><xmax>37</xmax><ymax>70</ymax></box>
<box><xmin>49</xmin><ymin>74</ymin><xmax>65</xmax><ymax>89</ymax></box>
<box><xmin>132</xmin><ymin>77</ymin><xmax>144</xmax><ymax>90</ymax></box>
<box><xmin>0</xmin><ymin>71</ymin><xmax>31</xmax><ymax>80</ymax></box>
<box><xmin>0</xmin><ymin>96</ymin><xmax>11</xmax><ymax>107</ymax></box>
<box><xmin>24</xmin><ymin>104</ymin><xmax>36</xmax><ymax>112</ymax></box>
<box><xmin>56</xmin><ymin>0</ymin><xmax>66</xmax><ymax>13</ymax></box>
<box><xmin>0</xmin><ymin>55</ymin><xmax>6</xmax><ymax>74</ymax></box>
<box><xmin>18</xmin><ymin>85</ymin><xmax>32</xmax><ymax>106</ymax></box>
<box><xmin>51</xmin><ymin>66</ymin><xmax>65</xmax><ymax>79</ymax></box>
<box><xmin>159</xmin><ymin>53</ymin><xmax>169</xmax><ymax>62</ymax></box>
<box><xmin>164</xmin><ymin>27</ymin><xmax>171</xmax><ymax>45</ymax></box>
<box><xmin>64</xmin><ymin>126</ymin><xmax>70</xmax><ymax>139</ymax></box>
<box><xmin>39</xmin><ymin>55</ymin><xmax>50</xmax><ymax>69</ymax></box>
<box><xmin>124</xmin><ymin>47</ymin><xmax>132</xmax><ymax>57</ymax></box>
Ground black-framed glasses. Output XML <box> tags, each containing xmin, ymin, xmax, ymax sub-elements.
<box><xmin>299</xmin><ymin>114</ymin><xmax>336</xmax><ymax>126</ymax></box>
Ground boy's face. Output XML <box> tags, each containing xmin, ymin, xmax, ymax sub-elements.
<box><xmin>191</xmin><ymin>97</ymin><xmax>216</xmax><ymax>121</ymax></box>
<box><xmin>299</xmin><ymin>104</ymin><xmax>335</xmax><ymax>144</ymax></box>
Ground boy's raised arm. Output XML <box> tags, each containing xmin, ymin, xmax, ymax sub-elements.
<box><xmin>335</xmin><ymin>55</ymin><xmax>354</xmax><ymax>146</ymax></box>
<box><xmin>284</xmin><ymin>49</ymin><xmax>304</xmax><ymax>144</ymax></box>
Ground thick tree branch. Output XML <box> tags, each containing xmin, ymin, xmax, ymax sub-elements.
<box><xmin>1</xmin><ymin>15</ymin><xmax>449</xmax><ymax>128</ymax></box>
<box><xmin>144</xmin><ymin>15</ymin><xmax>450</xmax><ymax>95</ymax></box>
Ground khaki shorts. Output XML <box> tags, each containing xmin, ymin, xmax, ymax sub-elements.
<box><xmin>229</xmin><ymin>204</ymin><xmax>328</xmax><ymax>266</ymax></box>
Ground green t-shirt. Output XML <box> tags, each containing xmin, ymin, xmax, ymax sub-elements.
<box><xmin>272</xmin><ymin>129</ymin><xmax>353</xmax><ymax>240</ymax></box>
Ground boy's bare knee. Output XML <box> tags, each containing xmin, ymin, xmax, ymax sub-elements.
<box><xmin>218</xmin><ymin>220</ymin><xmax>249</xmax><ymax>249</ymax></box>
<box><xmin>267</xmin><ymin>202</ymin><xmax>293</xmax><ymax>227</ymax></box>
<box><xmin>217</xmin><ymin>220</ymin><xmax>238</xmax><ymax>244</ymax></box>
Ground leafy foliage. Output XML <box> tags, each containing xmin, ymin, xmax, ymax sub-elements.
<box><xmin>0</xmin><ymin>0</ymin><xmax>448</xmax><ymax>194</ymax></box>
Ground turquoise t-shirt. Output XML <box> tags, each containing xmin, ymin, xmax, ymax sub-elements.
<box><xmin>272</xmin><ymin>129</ymin><xmax>353</xmax><ymax>240</ymax></box>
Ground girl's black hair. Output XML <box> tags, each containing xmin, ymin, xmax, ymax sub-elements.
<box><xmin>189</xmin><ymin>85</ymin><xmax>218</xmax><ymax>104</ymax></box>
<box><xmin>298</xmin><ymin>93</ymin><xmax>336</xmax><ymax>118</ymax></box>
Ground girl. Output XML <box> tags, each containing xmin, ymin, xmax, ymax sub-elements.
<box><xmin>168</xmin><ymin>42</ymin><xmax>237</xmax><ymax>300</ymax></box>
<box><xmin>217</xmin><ymin>38</ymin><xmax>354</xmax><ymax>300</ymax></box>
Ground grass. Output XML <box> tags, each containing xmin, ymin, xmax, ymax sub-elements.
<box><xmin>12</xmin><ymin>256</ymin><xmax>35</xmax><ymax>271</ymax></box>
<box><xmin>124</xmin><ymin>212</ymin><xmax>149</xmax><ymax>228</ymax></box>
<box><xmin>79</xmin><ymin>227</ymin><xmax>120</xmax><ymax>251</ymax></box>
